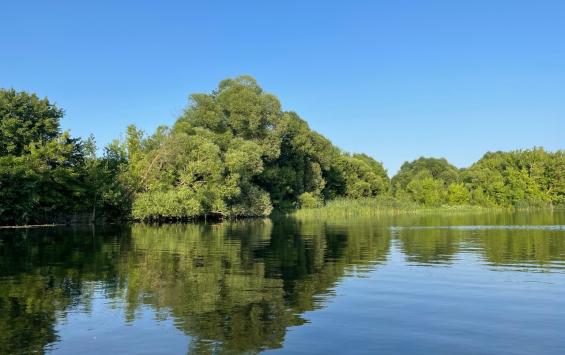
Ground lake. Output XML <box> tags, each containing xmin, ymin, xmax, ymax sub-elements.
<box><xmin>1</xmin><ymin>211</ymin><xmax>565</xmax><ymax>354</ymax></box>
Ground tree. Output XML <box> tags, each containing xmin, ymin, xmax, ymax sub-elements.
<box><xmin>6</xmin><ymin>79</ymin><xmax>563</xmax><ymax>224</ymax></box>
<box><xmin>406</xmin><ymin>172</ymin><xmax>446</xmax><ymax>206</ymax></box>
<box><xmin>0</xmin><ymin>88</ymin><xmax>130</xmax><ymax>225</ymax></box>
<box><xmin>447</xmin><ymin>183</ymin><xmax>470</xmax><ymax>204</ymax></box>
<box><xmin>125</xmin><ymin>78</ymin><xmax>281</xmax><ymax>221</ymax></box>
<box><xmin>257</xmin><ymin>112</ymin><xmax>339</xmax><ymax>209</ymax></box>
<box><xmin>337</xmin><ymin>154</ymin><xmax>389</xmax><ymax>198</ymax></box>
<box><xmin>0</xmin><ymin>89</ymin><xmax>62</xmax><ymax>156</ymax></box>
<box><xmin>127</xmin><ymin>76</ymin><xmax>390</xmax><ymax>220</ymax></box>
<box><xmin>392</xmin><ymin>157</ymin><xmax>460</xmax><ymax>193</ymax></box>
<box><xmin>463</xmin><ymin>148</ymin><xmax>563</xmax><ymax>207</ymax></box>
<box><xmin>0</xmin><ymin>137</ymin><xmax>88</xmax><ymax>225</ymax></box>
<box><xmin>83</xmin><ymin>136</ymin><xmax>132</xmax><ymax>222</ymax></box>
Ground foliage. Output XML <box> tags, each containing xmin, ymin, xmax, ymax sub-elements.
<box><xmin>2</xmin><ymin>79</ymin><xmax>564</xmax><ymax>224</ymax></box>
<box><xmin>124</xmin><ymin>76</ymin><xmax>280</xmax><ymax>220</ymax></box>
<box><xmin>0</xmin><ymin>90</ymin><xmax>127</xmax><ymax>225</ymax></box>
<box><xmin>388</xmin><ymin>150</ymin><xmax>565</xmax><ymax>208</ymax></box>
<box><xmin>257</xmin><ymin>112</ymin><xmax>339</xmax><ymax>209</ymax></box>
<box><xmin>0</xmin><ymin>89</ymin><xmax>62</xmax><ymax>156</ymax></box>
<box><xmin>298</xmin><ymin>192</ymin><xmax>323</xmax><ymax>208</ymax></box>
<box><xmin>336</xmin><ymin>154</ymin><xmax>389</xmax><ymax>198</ymax></box>
<box><xmin>392</xmin><ymin>157</ymin><xmax>460</xmax><ymax>192</ymax></box>
<box><xmin>406</xmin><ymin>173</ymin><xmax>446</xmax><ymax>206</ymax></box>
<box><xmin>121</xmin><ymin>76</ymin><xmax>390</xmax><ymax>221</ymax></box>
<box><xmin>463</xmin><ymin>148</ymin><xmax>565</xmax><ymax>207</ymax></box>
<box><xmin>447</xmin><ymin>182</ymin><xmax>471</xmax><ymax>204</ymax></box>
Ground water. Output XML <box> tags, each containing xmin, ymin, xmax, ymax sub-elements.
<box><xmin>1</xmin><ymin>211</ymin><xmax>565</xmax><ymax>354</ymax></box>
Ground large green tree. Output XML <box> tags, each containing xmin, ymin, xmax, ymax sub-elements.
<box><xmin>392</xmin><ymin>157</ymin><xmax>460</xmax><ymax>191</ymax></box>
<box><xmin>0</xmin><ymin>89</ymin><xmax>62</xmax><ymax>156</ymax></box>
<box><xmin>126</xmin><ymin>76</ymin><xmax>279</xmax><ymax>220</ymax></box>
<box><xmin>0</xmin><ymin>90</ymin><xmax>88</xmax><ymax>224</ymax></box>
<box><xmin>123</xmin><ymin>76</ymin><xmax>391</xmax><ymax>220</ymax></box>
<box><xmin>0</xmin><ymin>89</ymin><xmax>127</xmax><ymax>225</ymax></box>
<box><xmin>391</xmin><ymin>157</ymin><xmax>460</xmax><ymax>206</ymax></box>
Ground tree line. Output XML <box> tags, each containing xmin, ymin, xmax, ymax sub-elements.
<box><xmin>1</xmin><ymin>76</ymin><xmax>563</xmax><ymax>224</ymax></box>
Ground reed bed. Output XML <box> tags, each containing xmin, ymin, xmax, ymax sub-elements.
<box><xmin>292</xmin><ymin>197</ymin><xmax>501</xmax><ymax>220</ymax></box>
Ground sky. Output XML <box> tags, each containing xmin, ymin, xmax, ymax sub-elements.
<box><xmin>1</xmin><ymin>0</ymin><xmax>564</xmax><ymax>174</ymax></box>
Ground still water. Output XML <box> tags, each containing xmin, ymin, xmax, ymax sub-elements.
<box><xmin>1</xmin><ymin>211</ymin><xmax>565</xmax><ymax>354</ymax></box>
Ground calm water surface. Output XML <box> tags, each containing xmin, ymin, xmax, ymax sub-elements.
<box><xmin>1</xmin><ymin>211</ymin><xmax>565</xmax><ymax>354</ymax></box>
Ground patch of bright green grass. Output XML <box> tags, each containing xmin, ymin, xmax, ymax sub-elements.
<box><xmin>292</xmin><ymin>197</ymin><xmax>503</xmax><ymax>220</ymax></box>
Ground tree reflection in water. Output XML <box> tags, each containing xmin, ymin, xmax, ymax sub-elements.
<box><xmin>0</xmin><ymin>211</ymin><xmax>564</xmax><ymax>353</ymax></box>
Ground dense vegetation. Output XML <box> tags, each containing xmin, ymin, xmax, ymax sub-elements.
<box><xmin>0</xmin><ymin>89</ymin><xmax>129</xmax><ymax>225</ymax></box>
<box><xmin>390</xmin><ymin>152</ymin><xmax>565</xmax><ymax>208</ymax></box>
<box><xmin>0</xmin><ymin>77</ymin><xmax>563</xmax><ymax>225</ymax></box>
<box><xmin>115</xmin><ymin>76</ymin><xmax>388</xmax><ymax>221</ymax></box>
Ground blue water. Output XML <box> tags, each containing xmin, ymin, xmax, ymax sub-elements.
<box><xmin>1</xmin><ymin>211</ymin><xmax>564</xmax><ymax>354</ymax></box>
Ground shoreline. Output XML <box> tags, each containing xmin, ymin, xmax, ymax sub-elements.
<box><xmin>0</xmin><ymin>223</ymin><xmax>67</xmax><ymax>230</ymax></box>
<box><xmin>2</xmin><ymin>205</ymin><xmax>562</xmax><ymax>229</ymax></box>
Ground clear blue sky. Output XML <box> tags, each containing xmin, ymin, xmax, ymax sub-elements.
<box><xmin>1</xmin><ymin>1</ymin><xmax>564</xmax><ymax>174</ymax></box>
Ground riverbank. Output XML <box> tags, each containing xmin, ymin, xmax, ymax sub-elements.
<box><xmin>291</xmin><ymin>197</ymin><xmax>558</xmax><ymax>219</ymax></box>
<box><xmin>2</xmin><ymin>200</ymin><xmax>559</xmax><ymax>228</ymax></box>
<box><xmin>0</xmin><ymin>223</ymin><xmax>66</xmax><ymax>229</ymax></box>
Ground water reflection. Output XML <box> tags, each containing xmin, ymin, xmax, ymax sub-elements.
<box><xmin>395</xmin><ymin>228</ymin><xmax>462</xmax><ymax>265</ymax></box>
<box><xmin>122</xmin><ymin>219</ymin><xmax>391</xmax><ymax>353</ymax></box>
<box><xmin>0</xmin><ymin>227</ymin><xmax>128</xmax><ymax>354</ymax></box>
<box><xmin>0</xmin><ymin>211</ymin><xmax>564</xmax><ymax>354</ymax></box>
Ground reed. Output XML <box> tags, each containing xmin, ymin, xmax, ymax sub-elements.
<box><xmin>292</xmin><ymin>197</ymin><xmax>500</xmax><ymax>219</ymax></box>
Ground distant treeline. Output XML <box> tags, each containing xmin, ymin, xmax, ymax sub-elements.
<box><xmin>1</xmin><ymin>76</ymin><xmax>564</xmax><ymax>224</ymax></box>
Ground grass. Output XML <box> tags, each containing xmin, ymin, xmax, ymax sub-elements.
<box><xmin>292</xmin><ymin>197</ymin><xmax>503</xmax><ymax>220</ymax></box>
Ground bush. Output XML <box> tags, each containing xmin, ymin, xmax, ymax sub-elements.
<box><xmin>298</xmin><ymin>192</ymin><xmax>323</xmax><ymax>209</ymax></box>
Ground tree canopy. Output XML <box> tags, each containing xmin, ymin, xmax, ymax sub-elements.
<box><xmin>463</xmin><ymin>148</ymin><xmax>565</xmax><ymax>207</ymax></box>
<box><xmin>120</xmin><ymin>76</ymin><xmax>390</xmax><ymax>221</ymax></box>
<box><xmin>0</xmin><ymin>89</ymin><xmax>127</xmax><ymax>225</ymax></box>
<box><xmin>1</xmin><ymin>78</ymin><xmax>563</xmax><ymax>225</ymax></box>
<box><xmin>391</xmin><ymin>150</ymin><xmax>565</xmax><ymax>207</ymax></box>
